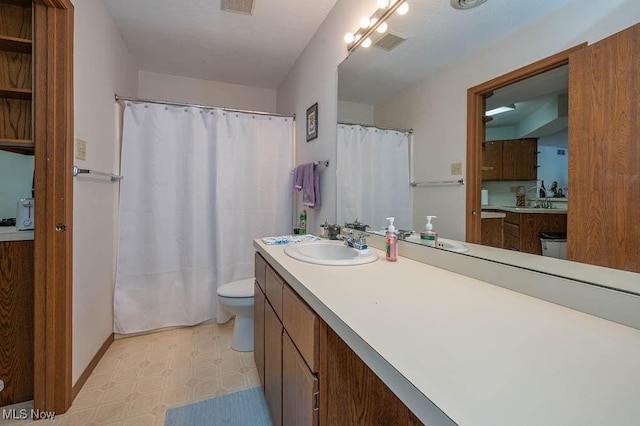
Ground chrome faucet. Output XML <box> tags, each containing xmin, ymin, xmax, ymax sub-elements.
<box><xmin>338</xmin><ymin>230</ymin><xmax>369</xmax><ymax>249</ymax></box>
<box><xmin>526</xmin><ymin>186</ymin><xmax>553</xmax><ymax>208</ymax></box>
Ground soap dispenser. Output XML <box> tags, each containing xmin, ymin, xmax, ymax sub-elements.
<box><xmin>385</xmin><ymin>217</ymin><xmax>398</xmax><ymax>262</ymax></box>
<box><xmin>420</xmin><ymin>216</ymin><xmax>438</xmax><ymax>248</ymax></box>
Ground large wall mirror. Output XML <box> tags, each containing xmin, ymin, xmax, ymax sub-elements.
<box><xmin>337</xmin><ymin>0</ymin><xmax>639</xmax><ymax>293</ymax></box>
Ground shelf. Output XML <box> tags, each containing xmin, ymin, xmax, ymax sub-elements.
<box><xmin>0</xmin><ymin>87</ymin><xmax>31</xmax><ymax>100</ymax></box>
<box><xmin>0</xmin><ymin>35</ymin><xmax>32</xmax><ymax>54</ymax></box>
<box><xmin>0</xmin><ymin>0</ymin><xmax>31</xmax><ymax>6</ymax></box>
<box><xmin>0</xmin><ymin>139</ymin><xmax>33</xmax><ymax>155</ymax></box>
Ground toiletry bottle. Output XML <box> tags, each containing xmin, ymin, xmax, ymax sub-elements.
<box><xmin>420</xmin><ymin>216</ymin><xmax>438</xmax><ymax>248</ymax></box>
<box><xmin>385</xmin><ymin>217</ymin><xmax>398</xmax><ymax>262</ymax></box>
<box><xmin>299</xmin><ymin>209</ymin><xmax>307</xmax><ymax>235</ymax></box>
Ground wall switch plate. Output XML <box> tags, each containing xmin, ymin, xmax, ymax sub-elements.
<box><xmin>450</xmin><ymin>162</ymin><xmax>463</xmax><ymax>175</ymax></box>
<box><xmin>75</xmin><ymin>138</ymin><xmax>87</xmax><ymax>161</ymax></box>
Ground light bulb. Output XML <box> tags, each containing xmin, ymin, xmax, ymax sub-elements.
<box><xmin>355</xmin><ymin>34</ymin><xmax>362</xmax><ymax>42</ymax></box>
<box><xmin>397</xmin><ymin>2</ymin><xmax>409</xmax><ymax>15</ymax></box>
<box><xmin>370</xmin><ymin>18</ymin><xmax>378</xmax><ymax>27</ymax></box>
<box><xmin>377</xmin><ymin>0</ymin><xmax>390</xmax><ymax>8</ymax></box>
<box><xmin>376</xmin><ymin>22</ymin><xmax>388</xmax><ymax>33</ymax></box>
<box><xmin>360</xmin><ymin>16</ymin><xmax>371</xmax><ymax>29</ymax></box>
<box><xmin>362</xmin><ymin>37</ymin><xmax>372</xmax><ymax>48</ymax></box>
<box><xmin>344</xmin><ymin>32</ymin><xmax>355</xmax><ymax>44</ymax></box>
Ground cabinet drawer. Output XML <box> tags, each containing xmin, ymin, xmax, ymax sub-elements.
<box><xmin>283</xmin><ymin>285</ymin><xmax>319</xmax><ymax>373</ymax></box>
<box><xmin>504</xmin><ymin>212</ymin><xmax>520</xmax><ymax>225</ymax></box>
<box><xmin>282</xmin><ymin>333</ymin><xmax>319</xmax><ymax>426</ymax></box>
<box><xmin>266</xmin><ymin>265</ymin><xmax>284</xmax><ymax>321</ymax></box>
<box><xmin>255</xmin><ymin>252</ymin><xmax>267</xmax><ymax>293</ymax></box>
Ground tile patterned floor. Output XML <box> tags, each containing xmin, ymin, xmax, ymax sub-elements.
<box><xmin>2</xmin><ymin>320</ymin><xmax>260</xmax><ymax>425</ymax></box>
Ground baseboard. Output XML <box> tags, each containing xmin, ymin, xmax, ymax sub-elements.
<box><xmin>71</xmin><ymin>333</ymin><xmax>114</xmax><ymax>401</ymax></box>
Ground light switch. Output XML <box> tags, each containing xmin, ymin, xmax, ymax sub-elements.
<box><xmin>450</xmin><ymin>162</ymin><xmax>462</xmax><ymax>175</ymax></box>
<box><xmin>75</xmin><ymin>138</ymin><xmax>86</xmax><ymax>161</ymax></box>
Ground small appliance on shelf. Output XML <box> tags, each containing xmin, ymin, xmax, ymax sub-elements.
<box><xmin>16</xmin><ymin>198</ymin><xmax>34</xmax><ymax>231</ymax></box>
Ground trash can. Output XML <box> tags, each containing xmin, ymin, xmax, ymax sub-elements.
<box><xmin>540</xmin><ymin>232</ymin><xmax>567</xmax><ymax>259</ymax></box>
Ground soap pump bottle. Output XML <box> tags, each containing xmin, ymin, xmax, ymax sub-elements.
<box><xmin>385</xmin><ymin>217</ymin><xmax>398</xmax><ymax>262</ymax></box>
<box><xmin>420</xmin><ymin>216</ymin><xmax>438</xmax><ymax>248</ymax></box>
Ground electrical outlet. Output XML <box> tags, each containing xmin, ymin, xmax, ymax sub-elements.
<box><xmin>75</xmin><ymin>138</ymin><xmax>87</xmax><ymax>161</ymax></box>
<box><xmin>450</xmin><ymin>162</ymin><xmax>462</xmax><ymax>175</ymax></box>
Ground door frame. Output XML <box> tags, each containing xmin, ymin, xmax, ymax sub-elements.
<box><xmin>33</xmin><ymin>0</ymin><xmax>74</xmax><ymax>414</ymax></box>
<box><xmin>465</xmin><ymin>44</ymin><xmax>585</xmax><ymax>244</ymax></box>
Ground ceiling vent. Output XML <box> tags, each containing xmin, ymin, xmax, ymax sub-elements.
<box><xmin>373</xmin><ymin>32</ymin><xmax>407</xmax><ymax>51</ymax></box>
<box><xmin>221</xmin><ymin>0</ymin><xmax>255</xmax><ymax>15</ymax></box>
<box><xmin>451</xmin><ymin>0</ymin><xmax>487</xmax><ymax>10</ymax></box>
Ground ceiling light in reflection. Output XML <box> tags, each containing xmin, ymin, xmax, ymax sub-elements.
<box><xmin>362</xmin><ymin>37</ymin><xmax>372</xmax><ymax>48</ymax></box>
<box><xmin>360</xmin><ymin>16</ymin><xmax>371</xmax><ymax>28</ymax></box>
<box><xmin>377</xmin><ymin>0</ymin><xmax>390</xmax><ymax>8</ymax></box>
<box><xmin>377</xmin><ymin>22</ymin><xmax>388</xmax><ymax>33</ymax></box>
<box><xmin>397</xmin><ymin>2</ymin><xmax>409</xmax><ymax>15</ymax></box>
<box><xmin>344</xmin><ymin>33</ymin><xmax>355</xmax><ymax>44</ymax></box>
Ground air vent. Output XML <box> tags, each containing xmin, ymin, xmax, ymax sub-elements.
<box><xmin>221</xmin><ymin>0</ymin><xmax>255</xmax><ymax>15</ymax></box>
<box><xmin>451</xmin><ymin>0</ymin><xmax>487</xmax><ymax>10</ymax></box>
<box><xmin>373</xmin><ymin>32</ymin><xmax>407</xmax><ymax>51</ymax></box>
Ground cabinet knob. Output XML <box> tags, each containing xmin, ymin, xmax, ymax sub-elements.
<box><xmin>472</xmin><ymin>210</ymin><xmax>477</xmax><ymax>216</ymax></box>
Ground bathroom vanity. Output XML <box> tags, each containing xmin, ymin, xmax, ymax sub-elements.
<box><xmin>253</xmin><ymin>239</ymin><xmax>640</xmax><ymax>426</ymax></box>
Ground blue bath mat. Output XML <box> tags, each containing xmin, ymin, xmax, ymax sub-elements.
<box><xmin>165</xmin><ymin>387</ymin><xmax>272</xmax><ymax>426</ymax></box>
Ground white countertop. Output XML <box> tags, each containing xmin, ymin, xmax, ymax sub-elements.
<box><xmin>0</xmin><ymin>227</ymin><xmax>34</xmax><ymax>241</ymax></box>
<box><xmin>480</xmin><ymin>211</ymin><xmax>505</xmax><ymax>219</ymax></box>
<box><xmin>483</xmin><ymin>205</ymin><xmax>567</xmax><ymax>214</ymax></box>
<box><xmin>254</xmin><ymin>239</ymin><xmax>640</xmax><ymax>426</ymax></box>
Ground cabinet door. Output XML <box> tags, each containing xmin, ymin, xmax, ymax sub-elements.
<box><xmin>282</xmin><ymin>333</ymin><xmax>318</xmax><ymax>426</ymax></box>
<box><xmin>481</xmin><ymin>217</ymin><xmax>504</xmax><ymax>248</ymax></box>
<box><xmin>482</xmin><ymin>140</ymin><xmax>502</xmax><ymax>180</ymax></box>
<box><xmin>503</xmin><ymin>222</ymin><xmax>520</xmax><ymax>251</ymax></box>
<box><xmin>502</xmin><ymin>138</ymin><xmax>537</xmax><ymax>180</ymax></box>
<box><xmin>254</xmin><ymin>282</ymin><xmax>266</xmax><ymax>388</ymax></box>
<box><xmin>264</xmin><ymin>302</ymin><xmax>283</xmax><ymax>426</ymax></box>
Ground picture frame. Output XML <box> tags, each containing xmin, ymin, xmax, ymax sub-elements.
<box><xmin>306</xmin><ymin>103</ymin><xmax>318</xmax><ymax>142</ymax></box>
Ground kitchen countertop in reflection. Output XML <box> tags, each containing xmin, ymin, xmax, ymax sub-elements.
<box><xmin>483</xmin><ymin>205</ymin><xmax>567</xmax><ymax>214</ymax></box>
<box><xmin>0</xmin><ymin>227</ymin><xmax>34</xmax><ymax>242</ymax></box>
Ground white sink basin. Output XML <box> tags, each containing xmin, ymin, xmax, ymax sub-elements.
<box><xmin>406</xmin><ymin>235</ymin><xmax>470</xmax><ymax>253</ymax></box>
<box><xmin>284</xmin><ymin>241</ymin><xmax>379</xmax><ymax>266</ymax></box>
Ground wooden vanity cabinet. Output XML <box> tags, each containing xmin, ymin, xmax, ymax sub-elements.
<box><xmin>482</xmin><ymin>139</ymin><xmax>537</xmax><ymax>181</ymax></box>
<box><xmin>254</xmin><ymin>251</ymin><xmax>424</xmax><ymax>426</ymax></box>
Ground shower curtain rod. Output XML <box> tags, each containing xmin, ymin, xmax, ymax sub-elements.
<box><xmin>115</xmin><ymin>94</ymin><xmax>295</xmax><ymax>119</ymax></box>
<box><xmin>338</xmin><ymin>121</ymin><xmax>413</xmax><ymax>134</ymax></box>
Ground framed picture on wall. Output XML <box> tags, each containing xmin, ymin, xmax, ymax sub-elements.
<box><xmin>306</xmin><ymin>103</ymin><xmax>318</xmax><ymax>142</ymax></box>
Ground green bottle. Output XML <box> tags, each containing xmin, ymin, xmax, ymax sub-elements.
<box><xmin>299</xmin><ymin>209</ymin><xmax>307</xmax><ymax>235</ymax></box>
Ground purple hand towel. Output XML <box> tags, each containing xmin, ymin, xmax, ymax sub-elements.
<box><xmin>292</xmin><ymin>162</ymin><xmax>321</xmax><ymax>208</ymax></box>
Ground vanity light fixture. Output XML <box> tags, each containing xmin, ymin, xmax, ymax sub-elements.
<box><xmin>345</xmin><ymin>0</ymin><xmax>408</xmax><ymax>52</ymax></box>
<box><xmin>486</xmin><ymin>104</ymin><xmax>516</xmax><ymax>116</ymax></box>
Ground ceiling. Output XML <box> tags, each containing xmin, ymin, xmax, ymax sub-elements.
<box><xmin>338</xmin><ymin>0</ymin><xmax>570</xmax><ymax>105</ymax></box>
<box><xmin>103</xmin><ymin>0</ymin><xmax>339</xmax><ymax>89</ymax></box>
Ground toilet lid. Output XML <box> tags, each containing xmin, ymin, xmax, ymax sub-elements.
<box><xmin>217</xmin><ymin>278</ymin><xmax>255</xmax><ymax>298</ymax></box>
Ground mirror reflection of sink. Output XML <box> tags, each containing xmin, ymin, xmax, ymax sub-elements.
<box><xmin>405</xmin><ymin>235</ymin><xmax>470</xmax><ymax>253</ymax></box>
<box><xmin>284</xmin><ymin>241</ymin><xmax>379</xmax><ymax>266</ymax></box>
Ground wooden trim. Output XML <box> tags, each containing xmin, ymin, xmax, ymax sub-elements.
<box><xmin>318</xmin><ymin>320</ymin><xmax>328</xmax><ymax>426</ymax></box>
<box><xmin>465</xmin><ymin>44</ymin><xmax>586</xmax><ymax>243</ymax></box>
<box><xmin>33</xmin><ymin>0</ymin><xmax>74</xmax><ymax>415</ymax></box>
<box><xmin>71</xmin><ymin>334</ymin><xmax>114</xmax><ymax>400</ymax></box>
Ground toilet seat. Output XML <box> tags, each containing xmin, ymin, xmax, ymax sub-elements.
<box><xmin>217</xmin><ymin>278</ymin><xmax>254</xmax><ymax>298</ymax></box>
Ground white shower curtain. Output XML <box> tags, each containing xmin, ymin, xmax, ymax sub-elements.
<box><xmin>337</xmin><ymin>124</ymin><xmax>411</xmax><ymax>231</ymax></box>
<box><xmin>114</xmin><ymin>103</ymin><xmax>292</xmax><ymax>334</ymax></box>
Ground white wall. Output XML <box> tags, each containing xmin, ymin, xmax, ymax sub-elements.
<box><xmin>337</xmin><ymin>100</ymin><xmax>374</xmax><ymax>126</ymax></box>
<box><xmin>0</xmin><ymin>152</ymin><xmax>33</xmax><ymax>218</ymax></box>
<box><xmin>73</xmin><ymin>0</ymin><xmax>138</xmax><ymax>384</ymax></box>
<box><xmin>279</xmin><ymin>0</ymin><xmax>640</xmax><ymax>237</ymax></box>
<box><xmin>138</xmin><ymin>71</ymin><xmax>277</xmax><ymax>112</ymax></box>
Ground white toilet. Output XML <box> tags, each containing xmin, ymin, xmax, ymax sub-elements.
<box><xmin>217</xmin><ymin>278</ymin><xmax>255</xmax><ymax>352</ymax></box>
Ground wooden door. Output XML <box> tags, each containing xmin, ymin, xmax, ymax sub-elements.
<box><xmin>254</xmin><ymin>282</ymin><xmax>265</xmax><ymax>388</ymax></box>
<box><xmin>568</xmin><ymin>23</ymin><xmax>640</xmax><ymax>272</ymax></box>
<box><xmin>264</xmin><ymin>302</ymin><xmax>283</xmax><ymax>426</ymax></box>
<box><xmin>481</xmin><ymin>141</ymin><xmax>502</xmax><ymax>180</ymax></box>
<box><xmin>502</xmin><ymin>139</ymin><xmax>537</xmax><ymax>180</ymax></box>
<box><xmin>282</xmin><ymin>333</ymin><xmax>318</xmax><ymax>426</ymax></box>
